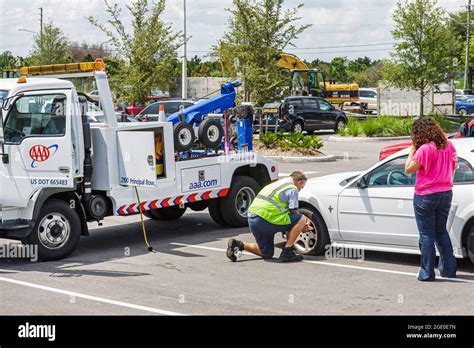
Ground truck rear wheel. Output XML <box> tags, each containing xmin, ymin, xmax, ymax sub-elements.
<box><xmin>27</xmin><ymin>199</ymin><xmax>81</xmax><ymax>261</ymax></box>
<box><xmin>148</xmin><ymin>206</ymin><xmax>187</xmax><ymax>221</ymax></box>
<box><xmin>220</xmin><ymin>176</ymin><xmax>260</xmax><ymax>227</ymax></box>
<box><xmin>208</xmin><ymin>199</ymin><xmax>227</xmax><ymax>226</ymax></box>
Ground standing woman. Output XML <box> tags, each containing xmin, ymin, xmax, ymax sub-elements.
<box><xmin>405</xmin><ymin>118</ymin><xmax>458</xmax><ymax>281</ymax></box>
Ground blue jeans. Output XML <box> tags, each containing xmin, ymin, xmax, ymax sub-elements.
<box><xmin>413</xmin><ymin>191</ymin><xmax>457</xmax><ymax>281</ymax></box>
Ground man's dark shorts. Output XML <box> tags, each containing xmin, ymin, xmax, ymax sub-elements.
<box><xmin>248</xmin><ymin>214</ymin><xmax>303</xmax><ymax>258</ymax></box>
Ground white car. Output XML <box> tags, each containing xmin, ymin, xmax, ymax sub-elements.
<box><xmin>358</xmin><ymin>88</ymin><xmax>378</xmax><ymax>113</ymax></box>
<box><xmin>296</xmin><ymin>138</ymin><xmax>474</xmax><ymax>263</ymax></box>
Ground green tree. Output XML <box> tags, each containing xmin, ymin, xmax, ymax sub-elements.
<box><xmin>383</xmin><ymin>0</ymin><xmax>460</xmax><ymax>116</ymax></box>
<box><xmin>330</xmin><ymin>57</ymin><xmax>349</xmax><ymax>83</ymax></box>
<box><xmin>216</xmin><ymin>0</ymin><xmax>310</xmax><ymax>106</ymax></box>
<box><xmin>0</xmin><ymin>51</ymin><xmax>22</xmax><ymax>70</ymax></box>
<box><xmin>89</xmin><ymin>0</ymin><xmax>183</xmax><ymax>104</ymax></box>
<box><xmin>27</xmin><ymin>21</ymin><xmax>71</xmax><ymax>65</ymax></box>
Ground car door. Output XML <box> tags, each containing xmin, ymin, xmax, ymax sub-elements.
<box><xmin>301</xmin><ymin>98</ymin><xmax>319</xmax><ymax>130</ymax></box>
<box><xmin>287</xmin><ymin>98</ymin><xmax>304</xmax><ymax>126</ymax></box>
<box><xmin>0</xmin><ymin>90</ymin><xmax>75</xmax><ymax>208</ymax></box>
<box><xmin>337</xmin><ymin>155</ymin><xmax>419</xmax><ymax>246</ymax></box>
<box><xmin>318</xmin><ymin>99</ymin><xmax>337</xmax><ymax>129</ymax></box>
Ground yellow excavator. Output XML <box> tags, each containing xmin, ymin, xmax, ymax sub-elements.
<box><xmin>276</xmin><ymin>52</ymin><xmax>359</xmax><ymax>104</ymax></box>
<box><xmin>221</xmin><ymin>52</ymin><xmax>359</xmax><ymax>105</ymax></box>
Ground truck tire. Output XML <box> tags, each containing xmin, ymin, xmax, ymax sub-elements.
<box><xmin>174</xmin><ymin>122</ymin><xmax>195</xmax><ymax>152</ymax></box>
<box><xmin>27</xmin><ymin>199</ymin><xmax>81</xmax><ymax>261</ymax></box>
<box><xmin>208</xmin><ymin>198</ymin><xmax>227</xmax><ymax>226</ymax></box>
<box><xmin>293</xmin><ymin>206</ymin><xmax>330</xmax><ymax>256</ymax></box>
<box><xmin>188</xmin><ymin>201</ymin><xmax>208</xmax><ymax>212</ymax></box>
<box><xmin>149</xmin><ymin>206</ymin><xmax>187</xmax><ymax>221</ymax></box>
<box><xmin>220</xmin><ymin>176</ymin><xmax>260</xmax><ymax>227</ymax></box>
<box><xmin>198</xmin><ymin>118</ymin><xmax>223</xmax><ymax>148</ymax></box>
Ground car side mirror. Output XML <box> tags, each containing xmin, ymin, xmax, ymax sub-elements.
<box><xmin>356</xmin><ymin>175</ymin><xmax>369</xmax><ymax>190</ymax></box>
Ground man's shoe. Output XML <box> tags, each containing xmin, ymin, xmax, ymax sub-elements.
<box><xmin>227</xmin><ymin>239</ymin><xmax>244</xmax><ymax>262</ymax></box>
<box><xmin>279</xmin><ymin>247</ymin><xmax>304</xmax><ymax>263</ymax></box>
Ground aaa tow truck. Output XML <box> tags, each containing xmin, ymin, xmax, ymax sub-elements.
<box><xmin>0</xmin><ymin>61</ymin><xmax>278</xmax><ymax>261</ymax></box>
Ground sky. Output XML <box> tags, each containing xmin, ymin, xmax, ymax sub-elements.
<box><xmin>0</xmin><ymin>0</ymin><xmax>469</xmax><ymax>62</ymax></box>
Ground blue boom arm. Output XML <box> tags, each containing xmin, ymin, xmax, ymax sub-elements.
<box><xmin>167</xmin><ymin>80</ymin><xmax>241</xmax><ymax>126</ymax></box>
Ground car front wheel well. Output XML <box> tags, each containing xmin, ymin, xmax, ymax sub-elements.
<box><xmin>299</xmin><ymin>201</ymin><xmax>329</xmax><ymax>232</ymax></box>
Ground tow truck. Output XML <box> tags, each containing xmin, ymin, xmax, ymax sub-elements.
<box><xmin>0</xmin><ymin>61</ymin><xmax>278</xmax><ymax>261</ymax></box>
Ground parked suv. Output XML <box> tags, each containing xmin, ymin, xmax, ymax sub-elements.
<box><xmin>260</xmin><ymin>96</ymin><xmax>348</xmax><ymax>133</ymax></box>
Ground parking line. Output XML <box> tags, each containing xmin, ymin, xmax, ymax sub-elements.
<box><xmin>0</xmin><ymin>276</ymin><xmax>185</xmax><ymax>316</ymax></box>
<box><xmin>170</xmin><ymin>242</ymin><xmax>474</xmax><ymax>284</ymax></box>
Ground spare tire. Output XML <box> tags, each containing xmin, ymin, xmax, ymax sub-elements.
<box><xmin>198</xmin><ymin>118</ymin><xmax>223</xmax><ymax>148</ymax></box>
<box><xmin>174</xmin><ymin>122</ymin><xmax>195</xmax><ymax>152</ymax></box>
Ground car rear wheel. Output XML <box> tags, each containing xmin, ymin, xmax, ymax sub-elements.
<box><xmin>458</xmin><ymin>108</ymin><xmax>468</xmax><ymax>117</ymax></box>
<box><xmin>293</xmin><ymin>207</ymin><xmax>330</xmax><ymax>255</ymax></box>
<box><xmin>291</xmin><ymin>121</ymin><xmax>304</xmax><ymax>133</ymax></box>
<box><xmin>467</xmin><ymin>226</ymin><xmax>474</xmax><ymax>264</ymax></box>
<box><xmin>334</xmin><ymin>118</ymin><xmax>347</xmax><ymax>133</ymax></box>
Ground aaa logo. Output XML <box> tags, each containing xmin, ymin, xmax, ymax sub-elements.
<box><xmin>29</xmin><ymin>145</ymin><xmax>59</xmax><ymax>168</ymax></box>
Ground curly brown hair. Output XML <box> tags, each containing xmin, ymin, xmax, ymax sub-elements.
<box><xmin>411</xmin><ymin>118</ymin><xmax>447</xmax><ymax>150</ymax></box>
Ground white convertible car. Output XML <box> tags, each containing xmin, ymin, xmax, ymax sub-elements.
<box><xmin>295</xmin><ymin>138</ymin><xmax>474</xmax><ymax>263</ymax></box>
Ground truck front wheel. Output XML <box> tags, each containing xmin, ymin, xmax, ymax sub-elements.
<box><xmin>27</xmin><ymin>199</ymin><xmax>81</xmax><ymax>261</ymax></box>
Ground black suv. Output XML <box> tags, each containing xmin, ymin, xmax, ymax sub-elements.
<box><xmin>260</xmin><ymin>96</ymin><xmax>348</xmax><ymax>133</ymax></box>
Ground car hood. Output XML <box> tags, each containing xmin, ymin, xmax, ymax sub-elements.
<box><xmin>301</xmin><ymin>171</ymin><xmax>362</xmax><ymax>197</ymax></box>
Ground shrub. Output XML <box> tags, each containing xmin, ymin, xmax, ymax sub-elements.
<box><xmin>258</xmin><ymin>131</ymin><xmax>324</xmax><ymax>153</ymax></box>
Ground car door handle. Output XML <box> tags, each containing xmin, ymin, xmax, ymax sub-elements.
<box><xmin>58</xmin><ymin>167</ymin><xmax>70</xmax><ymax>174</ymax></box>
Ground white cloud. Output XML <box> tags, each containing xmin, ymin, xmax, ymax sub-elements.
<box><xmin>0</xmin><ymin>0</ymin><xmax>468</xmax><ymax>62</ymax></box>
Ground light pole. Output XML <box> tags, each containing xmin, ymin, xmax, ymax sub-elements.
<box><xmin>182</xmin><ymin>0</ymin><xmax>188</xmax><ymax>100</ymax></box>
<box><xmin>18</xmin><ymin>29</ymin><xmax>37</xmax><ymax>34</ymax></box>
<box><xmin>465</xmin><ymin>0</ymin><xmax>472</xmax><ymax>91</ymax></box>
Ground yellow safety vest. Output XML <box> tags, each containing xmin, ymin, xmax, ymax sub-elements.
<box><xmin>248</xmin><ymin>180</ymin><xmax>297</xmax><ymax>225</ymax></box>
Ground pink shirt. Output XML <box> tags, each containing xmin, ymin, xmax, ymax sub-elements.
<box><xmin>412</xmin><ymin>141</ymin><xmax>457</xmax><ymax>196</ymax></box>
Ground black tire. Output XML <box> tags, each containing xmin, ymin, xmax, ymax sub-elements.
<box><xmin>142</xmin><ymin>210</ymin><xmax>153</xmax><ymax>219</ymax></box>
<box><xmin>198</xmin><ymin>118</ymin><xmax>223</xmax><ymax>148</ymax></box>
<box><xmin>220</xmin><ymin>176</ymin><xmax>261</xmax><ymax>227</ymax></box>
<box><xmin>26</xmin><ymin>199</ymin><xmax>81</xmax><ymax>261</ymax></box>
<box><xmin>334</xmin><ymin>118</ymin><xmax>347</xmax><ymax>132</ymax></box>
<box><xmin>149</xmin><ymin>206</ymin><xmax>187</xmax><ymax>221</ymax></box>
<box><xmin>458</xmin><ymin>108</ymin><xmax>468</xmax><ymax>117</ymax></box>
<box><xmin>294</xmin><ymin>207</ymin><xmax>330</xmax><ymax>255</ymax></box>
<box><xmin>467</xmin><ymin>226</ymin><xmax>474</xmax><ymax>264</ymax></box>
<box><xmin>208</xmin><ymin>198</ymin><xmax>227</xmax><ymax>226</ymax></box>
<box><xmin>291</xmin><ymin>121</ymin><xmax>304</xmax><ymax>133</ymax></box>
<box><xmin>188</xmin><ymin>201</ymin><xmax>208</xmax><ymax>212</ymax></box>
<box><xmin>174</xmin><ymin>121</ymin><xmax>195</xmax><ymax>152</ymax></box>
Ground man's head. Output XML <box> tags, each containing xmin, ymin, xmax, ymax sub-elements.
<box><xmin>290</xmin><ymin>171</ymin><xmax>307</xmax><ymax>192</ymax></box>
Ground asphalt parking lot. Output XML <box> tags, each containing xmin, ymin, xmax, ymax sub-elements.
<box><xmin>1</xmin><ymin>135</ymin><xmax>473</xmax><ymax>316</ymax></box>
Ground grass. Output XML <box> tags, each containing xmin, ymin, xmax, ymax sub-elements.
<box><xmin>258</xmin><ymin>131</ymin><xmax>324</xmax><ymax>154</ymax></box>
<box><xmin>339</xmin><ymin>115</ymin><xmax>454</xmax><ymax>138</ymax></box>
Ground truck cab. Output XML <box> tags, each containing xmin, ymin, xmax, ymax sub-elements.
<box><xmin>0</xmin><ymin>62</ymin><xmax>278</xmax><ymax>261</ymax></box>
